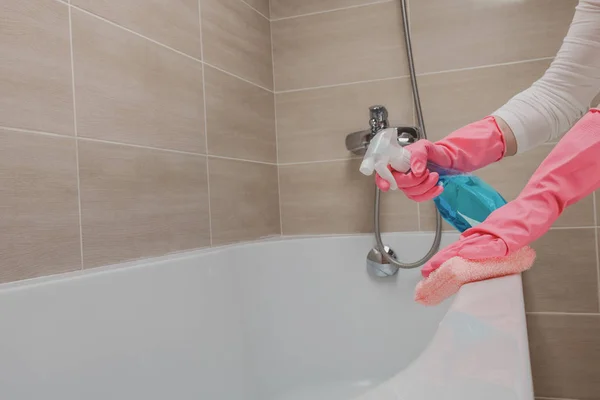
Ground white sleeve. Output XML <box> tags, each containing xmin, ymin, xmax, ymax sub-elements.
<box><xmin>492</xmin><ymin>0</ymin><xmax>600</xmax><ymax>153</ymax></box>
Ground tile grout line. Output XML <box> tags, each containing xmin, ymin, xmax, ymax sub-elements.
<box><xmin>203</xmin><ymin>61</ymin><xmax>273</xmax><ymax>93</ymax></box>
<box><xmin>274</xmin><ymin>57</ymin><xmax>554</xmax><ymax>95</ymax></box>
<box><xmin>270</xmin><ymin>0</ymin><xmax>393</xmax><ymax>22</ymax></box>
<box><xmin>526</xmin><ymin>311</ymin><xmax>600</xmax><ymax>316</ymax></box>
<box><xmin>77</xmin><ymin>136</ymin><xmax>206</xmax><ymax>156</ymax></box>
<box><xmin>595</xmin><ymin>192</ymin><xmax>600</xmax><ymax>311</ymax></box>
<box><xmin>68</xmin><ymin>5</ymin><xmax>85</xmax><ymax>271</ymax></box>
<box><xmin>239</xmin><ymin>0</ymin><xmax>270</xmax><ymax>20</ymax></box>
<box><xmin>0</xmin><ymin>125</ymin><xmax>280</xmax><ymax>166</ymax></box>
<box><xmin>0</xmin><ymin>126</ymin><xmax>74</xmax><ymax>140</ymax></box>
<box><xmin>70</xmin><ymin>4</ymin><xmax>203</xmax><ymax>63</ymax></box>
<box><xmin>416</xmin><ymin>57</ymin><xmax>555</xmax><ymax>78</ymax></box>
<box><xmin>276</xmin><ymin>75</ymin><xmax>410</xmax><ymax>94</ymax></box>
<box><xmin>72</xmin><ymin>3</ymin><xmax>274</xmax><ymax>95</ymax></box>
<box><xmin>269</xmin><ymin>1</ymin><xmax>284</xmax><ymax>237</ymax></box>
<box><xmin>198</xmin><ymin>0</ymin><xmax>214</xmax><ymax>247</ymax></box>
<box><xmin>68</xmin><ymin>5</ymin><xmax>84</xmax><ymax>267</ymax></box>
<box><xmin>279</xmin><ymin>157</ymin><xmax>363</xmax><ymax>166</ymax></box>
<box><xmin>208</xmin><ymin>154</ymin><xmax>277</xmax><ymax>166</ymax></box>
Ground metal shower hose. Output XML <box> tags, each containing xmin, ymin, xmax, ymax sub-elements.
<box><xmin>374</xmin><ymin>0</ymin><xmax>442</xmax><ymax>268</ymax></box>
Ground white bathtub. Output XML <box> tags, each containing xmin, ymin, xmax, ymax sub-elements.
<box><xmin>0</xmin><ymin>232</ymin><xmax>533</xmax><ymax>400</ymax></box>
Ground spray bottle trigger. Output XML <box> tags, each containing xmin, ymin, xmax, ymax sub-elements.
<box><xmin>375</xmin><ymin>161</ymin><xmax>397</xmax><ymax>191</ymax></box>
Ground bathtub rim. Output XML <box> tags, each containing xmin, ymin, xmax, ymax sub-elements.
<box><xmin>0</xmin><ymin>231</ymin><xmax>445</xmax><ymax>292</ymax></box>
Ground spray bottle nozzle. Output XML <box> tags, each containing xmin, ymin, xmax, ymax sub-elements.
<box><xmin>359</xmin><ymin>128</ymin><xmax>411</xmax><ymax>190</ymax></box>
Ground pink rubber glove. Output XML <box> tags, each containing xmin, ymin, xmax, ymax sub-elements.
<box><xmin>422</xmin><ymin>108</ymin><xmax>600</xmax><ymax>278</ymax></box>
<box><xmin>376</xmin><ymin>117</ymin><xmax>506</xmax><ymax>201</ymax></box>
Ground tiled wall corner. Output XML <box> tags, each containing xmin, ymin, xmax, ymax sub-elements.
<box><xmin>204</xmin><ymin>65</ymin><xmax>276</xmax><ymax>163</ymax></box>
<box><xmin>0</xmin><ymin>0</ymin><xmax>280</xmax><ymax>281</ymax></box>
<box><xmin>209</xmin><ymin>158</ymin><xmax>280</xmax><ymax>245</ymax></box>
<box><xmin>201</xmin><ymin>0</ymin><xmax>273</xmax><ymax>90</ymax></box>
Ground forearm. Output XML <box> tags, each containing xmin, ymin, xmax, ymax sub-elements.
<box><xmin>493</xmin><ymin>0</ymin><xmax>600</xmax><ymax>154</ymax></box>
<box><xmin>467</xmin><ymin>109</ymin><xmax>600</xmax><ymax>252</ymax></box>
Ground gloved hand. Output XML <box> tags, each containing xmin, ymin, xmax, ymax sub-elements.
<box><xmin>422</xmin><ymin>108</ymin><xmax>600</xmax><ymax>278</ymax></box>
<box><xmin>375</xmin><ymin>116</ymin><xmax>507</xmax><ymax>201</ymax></box>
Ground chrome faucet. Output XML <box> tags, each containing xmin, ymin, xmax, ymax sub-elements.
<box><xmin>369</xmin><ymin>105</ymin><xmax>389</xmax><ymax>136</ymax></box>
<box><xmin>345</xmin><ymin>105</ymin><xmax>420</xmax><ymax>156</ymax></box>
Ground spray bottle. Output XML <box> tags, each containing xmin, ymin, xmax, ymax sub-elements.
<box><xmin>360</xmin><ymin>128</ymin><xmax>507</xmax><ymax>233</ymax></box>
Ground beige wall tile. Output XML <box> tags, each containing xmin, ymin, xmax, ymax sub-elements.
<box><xmin>271</xmin><ymin>0</ymin><xmax>383</xmax><ymax>19</ymax></box>
<box><xmin>411</xmin><ymin>0</ymin><xmax>576</xmax><ymax>74</ymax></box>
<box><xmin>205</xmin><ymin>66</ymin><xmax>276</xmax><ymax>163</ymax></box>
<box><xmin>419</xmin><ymin>60</ymin><xmax>551</xmax><ymax>142</ymax></box>
<box><xmin>591</xmin><ymin>93</ymin><xmax>600</xmax><ymax>109</ymax></box>
<box><xmin>244</xmin><ymin>0</ymin><xmax>270</xmax><ymax>18</ymax></box>
<box><xmin>0</xmin><ymin>129</ymin><xmax>80</xmax><ymax>283</ymax></box>
<box><xmin>72</xmin><ymin>9</ymin><xmax>205</xmax><ymax>153</ymax></box>
<box><xmin>596</xmin><ymin>191</ymin><xmax>600</xmax><ymax>223</ymax></box>
<box><xmin>209</xmin><ymin>158</ymin><xmax>280</xmax><ymax>245</ymax></box>
<box><xmin>279</xmin><ymin>159</ymin><xmax>418</xmax><ymax>235</ymax></box>
<box><xmin>527</xmin><ymin>314</ymin><xmax>600</xmax><ymax>400</ymax></box>
<box><xmin>419</xmin><ymin>202</ymin><xmax>453</xmax><ymax>233</ymax></box>
<box><xmin>534</xmin><ymin>398</ymin><xmax>581</xmax><ymax>400</ymax></box>
<box><xmin>72</xmin><ymin>0</ymin><xmax>202</xmax><ymax>58</ymax></box>
<box><xmin>535</xmin><ymin>398</ymin><xmax>581</xmax><ymax>400</ymax></box>
<box><xmin>0</xmin><ymin>0</ymin><xmax>74</xmax><ymax>135</ymax></box>
<box><xmin>276</xmin><ymin>78</ymin><xmax>413</xmax><ymax>163</ymax></box>
<box><xmin>380</xmin><ymin>187</ymin><xmax>421</xmax><ymax>234</ymax></box>
<box><xmin>524</xmin><ymin>229</ymin><xmax>599</xmax><ymax>313</ymax></box>
<box><xmin>201</xmin><ymin>0</ymin><xmax>273</xmax><ymax>90</ymax></box>
<box><xmin>272</xmin><ymin>1</ymin><xmax>408</xmax><ymax>91</ymax></box>
<box><xmin>79</xmin><ymin>141</ymin><xmax>210</xmax><ymax>268</ymax></box>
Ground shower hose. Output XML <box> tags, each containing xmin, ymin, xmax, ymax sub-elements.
<box><xmin>374</xmin><ymin>0</ymin><xmax>442</xmax><ymax>268</ymax></box>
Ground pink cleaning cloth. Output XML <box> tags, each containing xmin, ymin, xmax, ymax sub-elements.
<box><xmin>415</xmin><ymin>246</ymin><xmax>536</xmax><ymax>306</ymax></box>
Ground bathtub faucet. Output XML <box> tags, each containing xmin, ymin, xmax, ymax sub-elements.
<box><xmin>345</xmin><ymin>106</ymin><xmax>420</xmax><ymax>157</ymax></box>
<box><xmin>369</xmin><ymin>105</ymin><xmax>389</xmax><ymax>136</ymax></box>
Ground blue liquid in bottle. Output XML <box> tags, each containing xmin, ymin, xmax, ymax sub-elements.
<box><xmin>432</xmin><ymin>172</ymin><xmax>507</xmax><ymax>233</ymax></box>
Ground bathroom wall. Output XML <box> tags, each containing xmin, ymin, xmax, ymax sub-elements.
<box><xmin>0</xmin><ymin>0</ymin><xmax>279</xmax><ymax>280</ymax></box>
<box><xmin>271</xmin><ymin>1</ymin><xmax>600</xmax><ymax>400</ymax></box>
<box><xmin>3</xmin><ymin>0</ymin><xmax>599</xmax><ymax>398</ymax></box>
